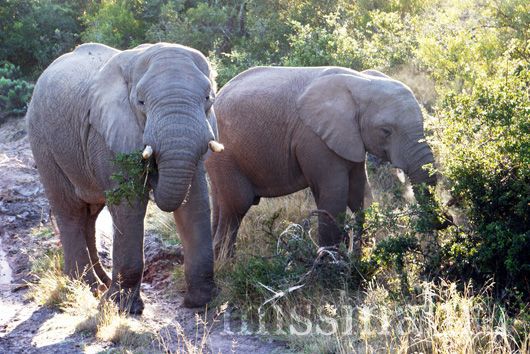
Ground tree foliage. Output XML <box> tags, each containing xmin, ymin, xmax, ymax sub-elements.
<box><xmin>435</xmin><ymin>68</ymin><xmax>530</xmax><ymax>296</ymax></box>
<box><xmin>0</xmin><ymin>0</ymin><xmax>83</xmax><ymax>77</ymax></box>
<box><xmin>82</xmin><ymin>0</ymin><xmax>145</xmax><ymax>49</ymax></box>
<box><xmin>0</xmin><ymin>62</ymin><xmax>34</xmax><ymax>124</ymax></box>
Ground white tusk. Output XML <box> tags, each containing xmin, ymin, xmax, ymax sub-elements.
<box><xmin>208</xmin><ymin>140</ymin><xmax>224</xmax><ymax>153</ymax></box>
<box><xmin>142</xmin><ymin>145</ymin><xmax>153</xmax><ymax>159</ymax></box>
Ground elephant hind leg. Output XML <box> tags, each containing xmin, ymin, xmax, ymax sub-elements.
<box><xmin>86</xmin><ymin>205</ymin><xmax>111</xmax><ymax>287</ymax></box>
<box><xmin>53</xmin><ymin>207</ymin><xmax>99</xmax><ymax>288</ymax></box>
<box><xmin>212</xmin><ymin>180</ymin><xmax>254</xmax><ymax>260</ymax></box>
<box><xmin>32</xmin><ymin>146</ymin><xmax>99</xmax><ymax>287</ymax></box>
<box><xmin>214</xmin><ymin>207</ymin><xmax>250</xmax><ymax>260</ymax></box>
<box><xmin>208</xmin><ymin>159</ymin><xmax>255</xmax><ymax>260</ymax></box>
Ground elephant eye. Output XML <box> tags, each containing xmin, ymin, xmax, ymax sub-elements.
<box><xmin>138</xmin><ymin>100</ymin><xmax>145</xmax><ymax>105</ymax></box>
<box><xmin>382</xmin><ymin>128</ymin><xmax>392</xmax><ymax>137</ymax></box>
<box><xmin>205</xmin><ymin>95</ymin><xmax>214</xmax><ymax>111</ymax></box>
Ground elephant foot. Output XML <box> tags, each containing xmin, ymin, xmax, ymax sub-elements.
<box><xmin>102</xmin><ymin>285</ymin><xmax>145</xmax><ymax>315</ymax></box>
<box><xmin>183</xmin><ymin>283</ymin><xmax>218</xmax><ymax>308</ymax></box>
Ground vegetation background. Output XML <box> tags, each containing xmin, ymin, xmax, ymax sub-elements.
<box><xmin>1</xmin><ymin>0</ymin><xmax>528</xmax><ymax>352</ymax></box>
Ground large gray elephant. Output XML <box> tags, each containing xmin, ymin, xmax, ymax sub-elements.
<box><xmin>206</xmin><ymin>66</ymin><xmax>438</xmax><ymax>257</ymax></box>
<box><xmin>26</xmin><ymin>42</ymin><xmax>222</xmax><ymax>313</ymax></box>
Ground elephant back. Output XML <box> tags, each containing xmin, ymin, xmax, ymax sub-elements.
<box><xmin>27</xmin><ymin>44</ymin><xmax>118</xmax><ymax>129</ymax></box>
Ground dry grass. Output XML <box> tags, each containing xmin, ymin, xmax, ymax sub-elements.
<box><xmin>145</xmin><ymin>201</ymin><xmax>180</xmax><ymax>244</ymax></box>
<box><xmin>29</xmin><ymin>225</ymin><xmax>55</xmax><ymax>240</ymax></box>
<box><xmin>286</xmin><ymin>280</ymin><xmax>529</xmax><ymax>353</ymax></box>
<box><xmin>27</xmin><ymin>251</ymin><xmax>155</xmax><ymax>349</ymax></box>
<box><xmin>26</xmin><ymin>241</ymin><xmax>219</xmax><ymax>353</ymax></box>
<box><xmin>237</xmin><ymin>190</ymin><xmax>317</xmax><ymax>254</ymax></box>
<box><xmin>84</xmin><ymin>301</ymin><xmax>154</xmax><ymax>349</ymax></box>
<box><xmin>214</xmin><ymin>166</ymin><xmax>529</xmax><ymax>353</ymax></box>
<box><xmin>158</xmin><ymin>305</ymin><xmax>227</xmax><ymax>354</ymax></box>
<box><xmin>241</xmin><ymin>190</ymin><xmax>315</xmax><ymax>232</ymax></box>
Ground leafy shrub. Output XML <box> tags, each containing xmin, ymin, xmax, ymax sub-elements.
<box><xmin>358</xmin><ymin>10</ymin><xmax>418</xmax><ymax>69</ymax></box>
<box><xmin>0</xmin><ymin>0</ymin><xmax>83</xmax><ymax>77</ymax></box>
<box><xmin>363</xmin><ymin>190</ymin><xmax>449</xmax><ymax>297</ymax></box>
<box><xmin>146</xmin><ymin>2</ymin><xmax>228</xmax><ymax>55</ymax></box>
<box><xmin>105</xmin><ymin>150</ymin><xmax>153</xmax><ymax>206</ymax></box>
<box><xmin>436</xmin><ymin>68</ymin><xmax>530</xmax><ymax>298</ymax></box>
<box><xmin>0</xmin><ymin>62</ymin><xmax>34</xmax><ymax>124</ymax></box>
<box><xmin>210</xmin><ymin>49</ymin><xmax>265</xmax><ymax>89</ymax></box>
<box><xmin>281</xmin><ymin>13</ymin><xmax>364</xmax><ymax>69</ymax></box>
<box><xmin>82</xmin><ymin>0</ymin><xmax>144</xmax><ymax>49</ymax></box>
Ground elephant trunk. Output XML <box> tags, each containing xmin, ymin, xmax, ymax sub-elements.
<box><xmin>155</xmin><ymin>148</ymin><xmax>197</xmax><ymax>212</ymax></box>
<box><xmin>407</xmin><ymin>146</ymin><xmax>436</xmax><ymax>187</ymax></box>
<box><xmin>401</xmin><ymin>136</ymin><xmax>439</xmax><ymax>209</ymax></box>
<box><xmin>397</xmin><ymin>128</ymin><xmax>436</xmax><ymax>187</ymax></box>
<box><xmin>405</xmin><ymin>139</ymin><xmax>452</xmax><ymax>230</ymax></box>
<box><xmin>145</xmin><ymin>105</ymin><xmax>210</xmax><ymax>212</ymax></box>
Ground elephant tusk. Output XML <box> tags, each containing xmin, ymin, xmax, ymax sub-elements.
<box><xmin>209</xmin><ymin>140</ymin><xmax>224</xmax><ymax>153</ymax></box>
<box><xmin>142</xmin><ymin>145</ymin><xmax>153</xmax><ymax>159</ymax></box>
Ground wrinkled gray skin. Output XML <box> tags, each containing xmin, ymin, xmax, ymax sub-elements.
<box><xmin>27</xmin><ymin>43</ymin><xmax>218</xmax><ymax>313</ymax></box>
<box><xmin>206</xmin><ymin>67</ymin><xmax>436</xmax><ymax>257</ymax></box>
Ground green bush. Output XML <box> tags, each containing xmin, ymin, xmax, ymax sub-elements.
<box><xmin>436</xmin><ymin>68</ymin><xmax>530</xmax><ymax>297</ymax></box>
<box><xmin>210</xmin><ymin>50</ymin><xmax>264</xmax><ymax>88</ymax></box>
<box><xmin>0</xmin><ymin>62</ymin><xmax>34</xmax><ymax>124</ymax></box>
<box><xmin>146</xmin><ymin>2</ymin><xmax>228</xmax><ymax>55</ymax></box>
<box><xmin>81</xmin><ymin>0</ymin><xmax>144</xmax><ymax>49</ymax></box>
<box><xmin>0</xmin><ymin>0</ymin><xmax>83</xmax><ymax>77</ymax></box>
<box><xmin>363</xmin><ymin>189</ymin><xmax>449</xmax><ymax>297</ymax></box>
<box><xmin>281</xmin><ymin>13</ymin><xmax>364</xmax><ymax>69</ymax></box>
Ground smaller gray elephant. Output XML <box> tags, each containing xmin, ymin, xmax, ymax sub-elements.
<box><xmin>27</xmin><ymin>42</ymin><xmax>223</xmax><ymax>313</ymax></box>
<box><xmin>206</xmin><ymin>66</ymin><xmax>438</xmax><ymax>258</ymax></box>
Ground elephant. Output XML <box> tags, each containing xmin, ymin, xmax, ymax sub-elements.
<box><xmin>206</xmin><ymin>66</ymin><xmax>439</xmax><ymax>258</ymax></box>
<box><xmin>26</xmin><ymin>42</ymin><xmax>223</xmax><ymax>313</ymax></box>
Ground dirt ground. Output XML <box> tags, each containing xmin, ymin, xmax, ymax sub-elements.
<box><xmin>0</xmin><ymin>117</ymin><xmax>288</xmax><ymax>353</ymax></box>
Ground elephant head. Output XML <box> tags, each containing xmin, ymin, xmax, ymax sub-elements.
<box><xmin>89</xmin><ymin>43</ymin><xmax>221</xmax><ymax>211</ymax></box>
<box><xmin>297</xmin><ymin>68</ymin><xmax>436</xmax><ymax>188</ymax></box>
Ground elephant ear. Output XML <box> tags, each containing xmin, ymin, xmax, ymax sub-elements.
<box><xmin>89</xmin><ymin>50</ymin><xmax>143</xmax><ymax>153</ymax></box>
<box><xmin>297</xmin><ymin>74</ymin><xmax>369</xmax><ymax>162</ymax></box>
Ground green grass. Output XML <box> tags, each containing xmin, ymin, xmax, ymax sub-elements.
<box><xmin>30</xmin><ymin>225</ymin><xmax>54</xmax><ymax>239</ymax></box>
<box><xmin>30</xmin><ymin>247</ymin><xmax>64</xmax><ymax>280</ymax></box>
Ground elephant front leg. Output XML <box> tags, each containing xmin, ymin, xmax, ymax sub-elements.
<box><xmin>306</xmin><ymin>169</ymin><xmax>350</xmax><ymax>247</ymax></box>
<box><xmin>347</xmin><ymin>163</ymin><xmax>371</xmax><ymax>257</ymax></box>
<box><xmin>313</xmin><ymin>186</ymin><xmax>349</xmax><ymax>247</ymax></box>
<box><xmin>105</xmin><ymin>200</ymin><xmax>147</xmax><ymax>314</ymax></box>
<box><xmin>173</xmin><ymin>162</ymin><xmax>215</xmax><ymax>308</ymax></box>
